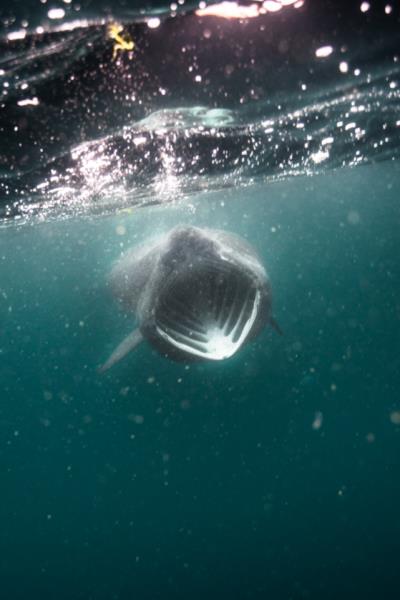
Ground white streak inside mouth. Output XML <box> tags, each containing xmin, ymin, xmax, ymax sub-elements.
<box><xmin>155</xmin><ymin>267</ymin><xmax>261</xmax><ymax>360</ymax></box>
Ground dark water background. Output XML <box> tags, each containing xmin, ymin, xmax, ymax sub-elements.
<box><xmin>1</xmin><ymin>1</ymin><xmax>400</xmax><ymax>599</ymax></box>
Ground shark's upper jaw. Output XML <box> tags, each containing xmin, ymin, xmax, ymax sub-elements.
<box><xmin>154</xmin><ymin>258</ymin><xmax>261</xmax><ymax>360</ymax></box>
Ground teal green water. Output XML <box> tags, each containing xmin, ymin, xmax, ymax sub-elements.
<box><xmin>1</xmin><ymin>161</ymin><xmax>400</xmax><ymax>599</ymax></box>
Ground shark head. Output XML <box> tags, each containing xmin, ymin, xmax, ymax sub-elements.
<box><xmin>100</xmin><ymin>225</ymin><xmax>277</xmax><ymax>372</ymax></box>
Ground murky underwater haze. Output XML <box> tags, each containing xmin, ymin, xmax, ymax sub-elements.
<box><xmin>0</xmin><ymin>1</ymin><xmax>400</xmax><ymax>599</ymax></box>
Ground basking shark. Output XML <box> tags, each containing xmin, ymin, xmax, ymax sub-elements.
<box><xmin>100</xmin><ymin>225</ymin><xmax>280</xmax><ymax>372</ymax></box>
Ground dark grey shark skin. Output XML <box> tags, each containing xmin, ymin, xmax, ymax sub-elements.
<box><xmin>100</xmin><ymin>225</ymin><xmax>278</xmax><ymax>372</ymax></box>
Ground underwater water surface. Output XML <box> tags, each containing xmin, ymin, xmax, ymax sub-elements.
<box><xmin>1</xmin><ymin>1</ymin><xmax>400</xmax><ymax>599</ymax></box>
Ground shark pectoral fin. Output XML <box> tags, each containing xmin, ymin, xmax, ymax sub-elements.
<box><xmin>270</xmin><ymin>316</ymin><xmax>283</xmax><ymax>336</ymax></box>
<box><xmin>98</xmin><ymin>328</ymin><xmax>143</xmax><ymax>373</ymax></box>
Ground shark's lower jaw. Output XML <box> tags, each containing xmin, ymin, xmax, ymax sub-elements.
<box><xmin>154</xmin><ymin>260</ymin><xmax>261</xmax><ymax>360</ymax></box>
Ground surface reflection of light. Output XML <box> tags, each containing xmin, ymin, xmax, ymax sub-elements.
<box><xmin>17</xmin><ymin>97</ymin><xmax>39</xmax><ymax>107</ymax></box>
<box><xmin>262</xmin><ymin>1</ymin><xmax>283</xmax><ymax>12</ymax></box>
<box><xmin>7</xmin><ymin>30</ymin><xmax>27</xmax><ymax>41</ymax></box>
<box><xmin>315</xmin><ymin>45</ymin><xmax>333</xmax><ymax>58</ymax></box>
<box><xmin>196</xmin><ymin>0</ymin><xmax>301</xmax><ymax>19</ymax></box>
<box><xmin>196</xmin><ymin>2</ymin><xmax>260</xmax><ymax>19</ymax></box>
<box><xmin>47</xmin><ymin>8</ymin><xmax>66</xmax><ymax>20</ymax></box>
<box><xmin>147</xmin><ymin>17</ymin><xmax>161</xmax><ymax>28</ymax></box>
<box><xmin>310</xmin><ymin>149</ymin><xmax>329</xmax><ymax>164</ymax></box>
<box><xmin>153</xmin><ymin>146</ymin><xmax>181</xmax><ymax>201</ymax></box>
<box><xmin>70</xmin><ymin>140</ymin><xmax>122</xmax><ymax>200</ymax></box>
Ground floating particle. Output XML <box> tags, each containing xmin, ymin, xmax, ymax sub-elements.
<box><xmin>366</xmin><ymin>432</ymin><xmax>375</xmax><ymax>443</ymax></box>
<box><xmin>128</xmin><ymin>414</ymin><xmax>144</xmax><ymax>424</ymax></box>
<box><xmin>390</xmin><ymin>411</ymin><xmax>400</xmax><ymax>425</ymax></box>
<box><xmin>312</xmin><ymin>411</ymin><xmax>323</xmax><ymax>430</ymax></box>
<box><xmin>347</xmin><ymin>210</ymin><xmax>360</xmax><ymax>225</ymax></box>
<box><xmin>116</xmin><ymin>224</ymin><xmax>126</xmax><ymax>236</ymax></box>
<box><xmin>360</xmin><ymin>2</ymin><xmax>370</xmax><ymax>12</ymax></box>
<box><xmin>339</xmin><ymin>61</ymin><xmax>349</xmax><ymax>73</ymax></box>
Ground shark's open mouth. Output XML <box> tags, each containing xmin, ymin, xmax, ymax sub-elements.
<box><xmin>154</xmin><ymin>259</ymin><xmax>261</xmax><ymax>360</ymax></box>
